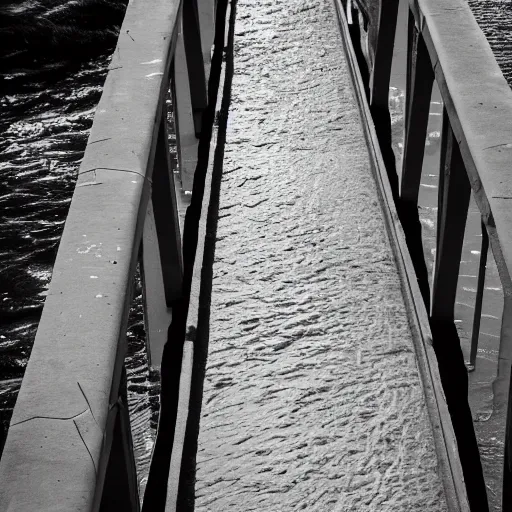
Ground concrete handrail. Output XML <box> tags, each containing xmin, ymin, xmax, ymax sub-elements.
<box><xmin>0</xmin><ymin>0</ymin><xmax>214</xmax><ymax>509</ymax></box>
<box><xmin>409</xmin><ymin>1</ymin><xmax>512</xmax><ymax>508</ymax></box>
<box><xmin>345</xmin><ymin>0</ymin><xmax>512</xmax><ymax>509</ymax></box>
<box><xmin>411</xmin><ymin>2</ymin><xmax>512</xmax><ymax>275</ymax></box>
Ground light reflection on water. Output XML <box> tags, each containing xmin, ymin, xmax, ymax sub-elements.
<box><xmin>0</xmin><ymin>0</ymin><xmax>511</xmax><ymax>505</ymax></box>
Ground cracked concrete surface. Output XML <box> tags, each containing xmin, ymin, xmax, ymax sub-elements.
<box><xmin>194</xmin><ymin>0</ymin><xmax>450</xmax><ymax>509</ymax></box>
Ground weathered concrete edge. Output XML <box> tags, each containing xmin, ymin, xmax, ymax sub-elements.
<box><xmin>411</xmin><ymin>0</ymin><xmax>512</xmax><ymax>294</ymax></box>
<box><xmin>333</xmin><ymin>1</ymin><xmax>470</xmax><ymax>510</ymax></box>
<box><xmin>165</xmin><ymin>341</ymin><xmax>194</xmax><ymax>511</ymax></box>
<box><xmin>0</xmin><ymin>0</ymin><xmax>183</xmax><ymax>510</ymax></box>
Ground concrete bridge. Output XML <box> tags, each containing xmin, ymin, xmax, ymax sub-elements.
<box><xmin>1</xmin><ymin>0</ymin><xmax>512</xmax><ymax>510</ymax></box>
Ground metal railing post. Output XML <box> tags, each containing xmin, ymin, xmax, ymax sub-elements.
<box><xmin>182</xmin><ymin>0</ymin><xmax>208</xmax><ymax>135</ymax></box>
<box><xmin>150</xmin><ymin>110</ymin><xmax>183</xmax><ymax>306</ymax></box>
<box><xmin>369</xmin><ymin>0</ymin><xmax>399</xmax><ymax>110</ymax></box>
<box><xmin>173</xmin><ymin>25</ymin><xmax>200</xmax><ymax>192</ymax></box>
<box><xmin>468</xmin><ymin>220</ymin><xmax>489</xmax><ymax>370</ymax></box>
<box><xmin>197</xmin><ymin>0</ymin><xmax>216</xmax><ymax>80</ymax></box>
<box><xmin>400</xmin><ymin>15</ymin><xmax>433</xmax><ymax>204</ymax></box>
<box><xmin>99</xmin><ymin>367</ymin><xmax>140</xmax><ymax>512</ymax></box>
<box><xmin>431</xmin><ymin>110</ymin><xmax>471</xmax><ymax>322</ymax></box>
<box><xmin>142</xmin><ymin>109</ymin><xmax>183</xmax><ymax>368</ymax></box>
<box><xmin>502</xmin><ymin>356</ymin><xmax>512</xmax><ymax>509</ymax></box>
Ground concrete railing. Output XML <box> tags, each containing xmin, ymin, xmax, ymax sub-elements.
<box><xmin>339</xmin><ymin>0</ymin><xmax>512</xmax><ymax>510</ymax></box>
<box><xmin>0</xmin><ymin>0</ymin><xmax>215</xmax><ymax>509</ymax></box>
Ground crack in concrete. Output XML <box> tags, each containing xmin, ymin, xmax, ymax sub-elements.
<box><xmin>88</xmin><ymin>137</ymin><xmax>112</xmax><ymax>145</ymax></box>
<box><xmin>77</xmin><ymin>381</ymin><xmax>99</xmax><ymax>428</ymax></box>
<box><xmin>483</xmin><ymin>142</ymin><xmax>512</xmax><ymax>151</ymax></box>
<box><xmin>78</xmin><ymin>167</ymin><xmax>152</xmax><ymax>183</ymax></box>
<box><xmin>10</xmin><ymin>409</ymin><xmax>88</xmax><ymax>427</ymax></box>
<box><xmin>73</xmin><ymin>418</ymin><xmax>98</xmax><ymax>475</ymax></box>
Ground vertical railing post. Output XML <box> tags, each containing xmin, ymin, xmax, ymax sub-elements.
<box><xmin>404</xmin><ymin>7</ymin><xmax>413</xmax><ymax>130</ymax></box>
<box><xmin>369</xmin><ymin>0</ymin><xmax>399</xmax><ymax>112</ymax></box>
<box><xmin>197</xmin><ymin>0</ymin><xmax>216</xmax><ymax>81</ymax></box>
<box><xmin>151</xmin><ymin>109</ymin><xmax>183</xmax><ymax>305</ymax></box>
<box><xmin>368</xmin><ymin>0</ymin><xmax>400</xmax><ymax>198</ymax></box>
<box><xmin>400</xmin><ymin>15</ymin><xmax>434</xmax><ymax>205</ymax></box>
<box><xmin>430</xmin><ymin>111</ymin><xmax>489</xmax><ymax>512</ymax></box>
<box><xmin>468</xmin><ymin>220</ymin><xmax>489</xmax><ymax>370</ymax></box>
<box><xmin>493</xmin><ymin>294</ymin><xmax>512</xmax><ymax>413</ymax></box>
<box><xmin>100</xmin><ymin>367</ymin><xmax>140</xmax><ymax>512</ymax></box>
<box><xmin>172</xmin><ymin>24</ymin><xmax>200</xmax><ymax>192</ymax></box>
<box><xmin>486</xmin><ymin>233</ymin><xmax>512</xmax><ymax>509</ymax></box>
<box><xmin>182</xmin><ymin>0</ymin><xmax>208</xmax><ymax>136</ymax></box>
<box><xmin>431</xmin><ymin>110</ymin><xmax>471</xmax><ymax>321</ymax></box>
<box><xmin>142</xmin><ymin>108</ymin><xmax>183</xmax><ymax>367</ymax></box>
<box><xmin>346</xmin><ymin>1</ymin><xmax>370</xmax><ymax>98</ymax></box>
<box><xmin>502</xmin><ymin>336</ymin><xmax>512</xmax><ymax>510</ymax></box>
<box><xmin>397</xmin><ymin>9</ymin><xmax>435</xmax><ymax>308</ymax></box>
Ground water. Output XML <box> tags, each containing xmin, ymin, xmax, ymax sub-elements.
<box><xmin>0</xmin><ymin>0</ymin><xmax>511</xmax><ymax>505</ymax></box>
<box><xmin>0</xmin><ymin>54</ymin><xmax>109</xmax><ymax>444</ymax></box>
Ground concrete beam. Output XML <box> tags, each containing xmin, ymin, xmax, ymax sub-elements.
<box><xmin>0</xmin><ymin>0</ymin><xmax>183</xmax><ymax>509</ymax></box>
<box><xmin>411</xmin><ymin>0</ymin><xmax>512</xmax><ymax>290</ymax></box>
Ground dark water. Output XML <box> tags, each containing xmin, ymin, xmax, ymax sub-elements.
<box><xmin>0</xmin><ymin>54</ymin><xmax>107</xmax><ymax>440</ymax></box>
<box><xmin>0</xmin><ymin>0</ymin><xmax>160</xmax><ymax>496</ymax></box>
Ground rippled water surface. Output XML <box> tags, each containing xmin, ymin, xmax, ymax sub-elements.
<box><xmin>0</xmin><ymin>0</ymin><xmax>512</xmax><ymax>503</ymax></box>
<box><xmin>0</xmin><ymin>55</ymin><xmax>107</xmax><ymax>439</ymax></box>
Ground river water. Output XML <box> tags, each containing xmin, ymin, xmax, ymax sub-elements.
<box><xmin>0</xmin><ymin>0</ymin><xmax>511</xmax><ymax>503</ymax></box>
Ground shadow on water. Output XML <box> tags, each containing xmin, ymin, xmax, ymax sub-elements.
<box><xmin>141</xmin><ymin>0</ymin><xmax>235</xmax><ymax>509</ymax></box>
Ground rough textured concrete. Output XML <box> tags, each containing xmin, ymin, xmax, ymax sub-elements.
<box><xmin>0</xmin><ymin>0</ymin><xmax>182</xmax><ymax>509</ymax></box>
<box><xmin>195</xmin><ymin>0</ymin><xmax>449</xmax><ymax>510</ymax></box>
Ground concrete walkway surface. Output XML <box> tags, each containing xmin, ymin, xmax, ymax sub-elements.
<box><xmin>193</xmin><ymin>0</ymin><xmax>451</xmax><ymax>509</ymax></box>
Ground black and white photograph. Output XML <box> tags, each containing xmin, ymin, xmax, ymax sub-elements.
<box><xmin>0</xmin><ymin>0</ymin><xmax>511</xmax><ymax>510</ymax></box>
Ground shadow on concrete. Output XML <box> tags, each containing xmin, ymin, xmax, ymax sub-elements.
<box><xmin>430</xmin><ymin>319</ymin><xmax>489</xmax><ymax>512</ymax></box>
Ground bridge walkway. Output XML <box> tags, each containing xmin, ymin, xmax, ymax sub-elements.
<box><xmin>184</xmin><ymin>0</ymin><xmax>461</xmax><ymax>509</ymax></box>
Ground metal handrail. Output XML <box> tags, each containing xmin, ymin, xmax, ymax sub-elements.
<box><xmin>0</xmin><ymin>0</ymin><xmax>215</xmax><ymax>509</ymax></box>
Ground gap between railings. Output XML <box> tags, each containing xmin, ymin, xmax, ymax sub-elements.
<box><xmin>175</xmin><ymin>0</ymin><xmax>236</xmax><ymax>507</ymax></box>
<box><xmin>334</xmin><ymin>0</ymin><xmax>478</xmax><ymax>511</ymax></box>
<box><xmin>141</xmin><ymin>0</ymin><xmax>232</xmax><ymax>508</ymax></box>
